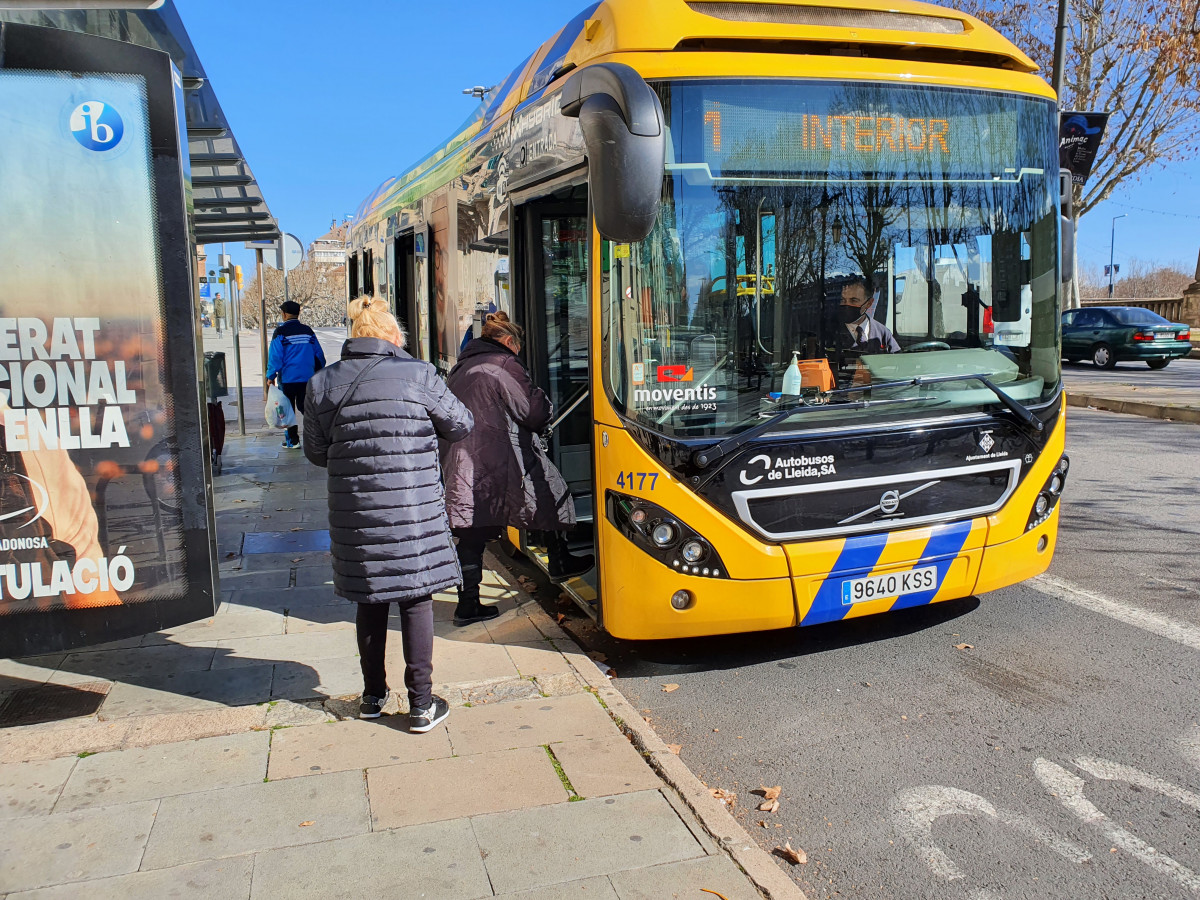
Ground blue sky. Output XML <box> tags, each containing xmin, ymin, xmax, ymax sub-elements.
<box><xmin>177</xmin><ymin>0</ymin><xmax>1200</xmax><ymax>280</ymax></box>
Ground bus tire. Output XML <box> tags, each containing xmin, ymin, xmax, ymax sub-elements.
<box><xmin>1091</xmin><ymin>343</ymin><xmax>1116</xmax><ymax>369</ymax></box>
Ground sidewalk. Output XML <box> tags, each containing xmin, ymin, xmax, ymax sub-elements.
<box><xmin>1064</xmin><ymin>358</ymin><xmax>1200</xmax><ymax>425</ymax></box>
<box><xmin>0</xmin><ymin>424</ymin><xmax>803</xmax><ymax>898</ymax></box>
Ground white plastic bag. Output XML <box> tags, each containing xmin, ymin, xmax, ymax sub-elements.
<box><xmin>265</xmin><ymin>384</ymin><xmax>296</xmax><ymax>429</ymax></box>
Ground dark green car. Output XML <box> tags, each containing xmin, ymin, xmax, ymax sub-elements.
<box><xmin>1061</xmin><ymin>306</ymin><xmax>1192</xmax><ymax>369</ymax></box>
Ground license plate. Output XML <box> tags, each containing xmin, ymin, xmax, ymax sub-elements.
<box><xmin>1155</xmin><ymin>332</ymin><xmax>1175</xmax><ymax>340</ymax></box>
<box><xmin>841</xmin><ymin>566</ymin><xmax>938</xmax><ymax>605</ymax></box>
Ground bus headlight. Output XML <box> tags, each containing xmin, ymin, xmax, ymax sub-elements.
<box><xmin>651</xmin><ymin>522</ymin><xmax>677</xmax><ymax>547</ymax></box>
<box><xmin>1027</xmin><ymin>454</ymin><xmax>1068</xmax><ymax>531</ymax></box>
<box><xmin>607</xmin><ymin>491</ymin><xmax>728</xmax><ymax>579</ymax></box>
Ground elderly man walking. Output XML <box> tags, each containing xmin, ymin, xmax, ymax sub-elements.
<box><xmin>267</xmin><ymin>300</ymin><xmax>326</xmax><ymax>449</ymax></box>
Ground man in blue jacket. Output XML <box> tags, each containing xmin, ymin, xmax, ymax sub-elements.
<box><xmin>266</xmin><ymin>300</ymin><xmax>326</xmax><ymax>448</ymax></box>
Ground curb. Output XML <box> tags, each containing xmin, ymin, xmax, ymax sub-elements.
<box><xmin>1067</xmin><ymin>391</ymin><xmax>1200</xmax><ymax>425</ymax></box>
<box><xmin>485</xmin><ymin>551</ymin><xmax>808</xmax><ymax>900</ymax></box>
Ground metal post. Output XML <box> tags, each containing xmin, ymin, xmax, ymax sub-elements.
<box><xmin>256</xmin><ymin>247</ymin><xmax>267</xmax><ymax>374</ymax></box>
<box><xmin>1052</xmin><ymin>0</ymin><xmax>1069</xmax><ymax>103</ymax></box>
<box><xmin>1108</xmin><ymin>214</ymin><xmax>1126</xmax><ymax>298</ymax></box>
<box><xmin>224</xmin><ymin>242</ymin><xmax>247</xmax><ymax>435</ymax></box>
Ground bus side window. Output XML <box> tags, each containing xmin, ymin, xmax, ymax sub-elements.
<box><xmin>348</xmin><ymin>252</ymin><xmax>360</xmax><ymax>300</ymax></box>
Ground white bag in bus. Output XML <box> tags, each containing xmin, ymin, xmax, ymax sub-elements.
<box><xmin>265</xmin><ymin>384</ymin><xmax>296</xmax><ymax>429</ymax></box>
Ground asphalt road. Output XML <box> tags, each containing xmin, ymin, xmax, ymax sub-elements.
<box><xmin>551</xmin><ymin>406</ymin><xmax>1200</xmax><ymax>900</ymax></box>
<box><xmin>1062</xmin><ymin>354</ymin><xmax>1200</xmax><ymax>392</ymax></box>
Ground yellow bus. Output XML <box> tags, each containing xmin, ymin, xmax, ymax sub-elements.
<box><xmin>347</xmin><ymin>0</ymin><xmax>1072</xmax><ymax>640</ymax></box>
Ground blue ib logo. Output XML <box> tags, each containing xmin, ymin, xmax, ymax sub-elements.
<box><xmin>69</xmin><ymin>100</ymin><xmax>124</xmax><ymax>150</ymax></box>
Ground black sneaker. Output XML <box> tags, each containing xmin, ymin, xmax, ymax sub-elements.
<box><xmin>359</xmin><ymin>690</ymin><xmax>390</xmax><ymax>719</ymax></box>
<box><xmin>409</xmin><ymin>695</ymin><xmax>449</xmax><ymax>733</ymax></box>
<box><xmin>453</xmin><ymin>603</ymin><xmax>501</xmax><ymax>627</ymax></box>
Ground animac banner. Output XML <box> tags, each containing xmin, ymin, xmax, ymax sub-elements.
<box><xmin>0</xmin><ymin>24</ymin><xmax>217</xmax><ymax>656</ymax></box>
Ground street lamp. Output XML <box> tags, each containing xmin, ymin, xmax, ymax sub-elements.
<box><xmin>1107</xmin><ymin>214</ymin><xmax>1126</xmax><ymax>298</ymax></box>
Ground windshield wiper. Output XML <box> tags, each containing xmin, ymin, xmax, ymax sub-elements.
<box><xmin>691</xmin><ymin>372</ymin><xmax>1042</xmax><ymax>475</ymax></box>
<box><xmin>821</xmin><ymin>372</ymin><xmax>1044</xmax><ymax>436</ymax></box>
<box><xmin>691</xmin><ymin>395</ymin><xmax>939</xmax><ymax>471</ymax></box>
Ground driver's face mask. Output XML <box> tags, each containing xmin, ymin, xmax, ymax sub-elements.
<box><xmin>838</xmin><ymin>304</ymin><xmax>867</xmax><ymax>325</ymax></box>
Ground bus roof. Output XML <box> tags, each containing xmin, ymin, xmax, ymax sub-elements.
<box><xmin>351</xmin><ymin>0</ymin><xmax>1041</xmax><ymax>229</ymax></box>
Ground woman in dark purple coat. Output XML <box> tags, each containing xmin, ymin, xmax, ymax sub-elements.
<box><xmin>441</xmin><ymin>312</ymin><xmax>593</xmax><ymax>625</ymax></box>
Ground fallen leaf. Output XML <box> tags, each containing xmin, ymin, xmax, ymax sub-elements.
<box><xmin>713</xmin><ymin>728</ymin><xmax>719</xmax><ymax>733</ymax></box>
<box><xmin>603</xmin><ymin>666</ymin><xmax>616</xmax><ymax>678</ymax></box>
<box><xmin>291</xmin><ymin>558</ymin><xmax>302</xmax><ymax>563</ymax></box>
<box><xmin>290</xmin><ymin>527</ymin><xmax>303</xmax><ymax>532</ymax></box>
<box><xmin>954</xmin><ymin>643</ymin><xmax>974</xmax><ymax>650</ymax></box>
<box><xmin>224</xmin><ymin>552</ymin><xmax>236</xmax><ymax>559</ymax></box>
<box><xmin>776</xmin><ymin>842</ymin><xmax>807</xmax><ymax>865</ymax></box>
<box><xmin>589</xmin><ymin>651</ymin><xmax>608</xmax><ymax>662</ymax></box>
<box><xmin>709</xmin><ymin>787</ymin><xmax>736</xmax><ymax>808</ymax></box>
<box><xmin>759</xmin><ymin>820</ymin><xmax>768</xmax><ymax>828</ymax></box>
<box><xmin>666</xmin><ymin>743</ymin><xmax>682</xmax><ymax>755</ymax></box>
<box><xmin>643</xmin><ymin>716</ymin><xmax>652</xmax><ymax>724</ymax></box>
<box><xmin>662</xmin><ymin>683</ymin><xmax>680</xmax><ymax>693</ymax></box>
<box><xmin>556</xmin><ymin>612</ymin><xmax>566</xmax><ymax>624</ymax></box>
<box><xmin>758</xmin><ymin>798</ymin><xmax>780</xmax><ymax>813</ymax></box>
<box><xmin>761</xmin><ymin>785</ymin><xmax>782</xmax><ymax>801</ymax></box>
<box><xmin>298</xmin><ymin>821</ymin><xmax>315</xmax><ymax>827</ymax></box>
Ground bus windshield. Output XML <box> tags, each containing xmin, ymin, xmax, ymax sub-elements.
<box><xmin>602</xmin><ymin>80</ymin><xmax>1061</xmax><ymax>438</ymax></box>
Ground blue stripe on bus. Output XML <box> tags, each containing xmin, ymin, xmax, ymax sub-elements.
<box><xmin>888</xmin><ymin>520</ymin><xmax>973</xmax><ymax>611</ymax></box>
<box><xmin>801</xmin><ymin>533</ymin><xmax>889</xmax><ymax>626</ymax></box>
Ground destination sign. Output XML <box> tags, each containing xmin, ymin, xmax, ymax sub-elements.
<box><xmin>682</xmin><ymin>82</ymin><xmax>1035</xmax><ymax>177</ymax></box>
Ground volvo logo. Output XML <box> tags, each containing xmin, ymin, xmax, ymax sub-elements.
<box><xmin>879</xmin><ymin>490</ymin><xmax>901</xmax><ymax>515</ymax></box>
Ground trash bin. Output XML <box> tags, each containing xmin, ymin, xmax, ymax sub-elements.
<box><xmin>203</xmin><ymin>351</ymin><xmax>228</xmax><ymax>402</ymax></box>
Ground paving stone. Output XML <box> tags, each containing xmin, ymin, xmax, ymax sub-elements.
<box><xmin>387</xmin><ymin>636</ymin><xmax>517</xmax><ymax>686</ymax></box>
<box><xmin>459</xmin><ymin>678</ymin><xmax>542</xmax><ymax>706</ymax></box>
<box><xmin>608</xmin><ymin>855</ymin><xmax>755</xmax><ymax>900</ymax></box>
<box><xmin>262</xmin><ymin>699</ymin><xmax>334</xmax><ymax>730</ymax></box>
<box><xmin>447</xmin><ymin>693</ymin><xmax>614</xmax><ymax>756</ymax></box>
<box><xmin>122</xmin><ymin>705</ymin><xmax>268</xmax><ymax>749</ymax></box>
<box><xmin>55</xmin><ymin>731</ymin><xmax>269</xmax><ymax>812</ymax></box>
<box><xmin>210</xmin><ymin>631</ymin><xmax>356</xmax><ymax>669</ymax></box>
<box><xmin>369</xmin><ymin>745</ymin><xmax>567</xmax><ymax>829</ymax></box>
<box><xmin>141</xmin><ymin>769</ymin><xmax>369</xmax><ymax>869</ymax></box>
<box><xmin>505</xmin><ymin>641</ymin><xmax>576</xmax><ymax>678</ymax></box>
<box><xmin>0</xmin><ymin>800</ymin><xmax>157</xmax><ymax>893</ymax></box>
<box><xmin>219</xmin><ymin>570</ymin><xmax>292</xmax><ymax>592</ymax></box>
<box><xmin>5</xmin><ymin>857</ymin><xmax>254</xmax><ymax>900</ymax></box>
<box><xmin>0</xmin><ymin>656</ymin><xmax>65</xmax><ymax>691</ymax></box>
<box><xmin>472</xmin><ymin>790</ymin><xmax>704</xmax><ymax>895</ymax></box>
<box><xmin>49</xmin><ymin>645</ymin><xmax>217</xmax><ymax>683</ymax></box>
<box><xmin>270</xmin><ymin>656</ymin><xmax>364</xmax><ymax>701</ymax></box>
<box><xmin>293</xmin><ymin>566</ymin><xmax>335</xmax><ymax>588</ymax></box>
<box><xmin>484</xmin><ymin>612</ymin><xmax>545</xmax><ymax>644</ymax></box>
<box><xmin>270</xmin><ymin>585</ymin><xmax>342</xmax><ymax>609</ymax></box>
<box><xmin>0</xmin><ymin>720</ymin><xmax>132</xmax><ymax>764</ymax></box>
<box><xmin>249</xmin><ymin>818</ymin><xmax>490</xmax><ymax>900</ymax></box>
<box><xmin>495</xmin><ymin>876</ymin><xmax>620</xmax><ymax>899</ymax></box>
<box><xmin>534</xmin><ymin>672</ymin><xmax>585</xmax><ymax>697</ymax></box>
<box><xmin>551</xmin><ymin>738</ymin><xmax>662</xmax><ymax>799</ymax></box>
<box><xmin>267</xmin><ymin>718</ymin><xmax>452</xmax><ymax>780</ymax></box>
<box><xmin>0</xmin><ymin>757</ymin><xmax>76</xmax><ymax>818</ymax></box>
<box><xmin>99</xmin><ymin>665</ymin><xmax>274</xmax><ymax>719</ymax></box>
<box><xmin>142</xmin><ymin>609</ymin><xmax>286</xmax><ymax>645</ymax></box>
<box><xmin>283</xmin><ymin>603</ymin><xmax>355</xmax><ymax>633</ymax></box>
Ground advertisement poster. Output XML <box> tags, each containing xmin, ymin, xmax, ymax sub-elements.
<box><xmin>1059</xmin><ymin>111</ymin><xmax>1109</xmax><ymax>186</ymax></box>
<box><xmin>0</xmin><ymin>27</ymin><xmax>215</xmax><ymax>656</ymax></box>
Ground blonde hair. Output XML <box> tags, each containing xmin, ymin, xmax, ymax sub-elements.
<box><xmin>481</xmin><ymin>310</ymin><xmax>523</xmax><ymax>344</ymax></box>
<box><xmin>348</xmin><ymin>295</ymin><xmax>404</xmax><ymax>346</ymax></box>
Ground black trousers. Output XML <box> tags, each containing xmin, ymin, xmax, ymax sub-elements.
<box><xmin>280</xmin><ymin>381</ymin><xmax>306</xmax><ymax>443</ymax></box>
<box><xmin>355</xmin><ymin>596</ymin><xmax>434</xmax><ymax>709</ymax></box>
<box><xmin>452</xmin><ymin>527</ymin><xmax>500</xmax><ymax>602</ymax></box>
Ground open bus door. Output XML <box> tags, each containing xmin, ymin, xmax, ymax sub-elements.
<box><xmin>512</xmin><ymin>193</ymin><xmax>599</xmax><ymax>610</ymax></box>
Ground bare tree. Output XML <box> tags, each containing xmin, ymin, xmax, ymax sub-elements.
<box><xmin>240</xmin><ymin>263</ymin><xmax>348</xmax><ymax>328</ymax></box>
<box><xmin>1078</xmin><ymin>258</ymin><xmax>1193</xmax><ymax>298</ymax></box>
<box><xmin>961</xmin><ymin>0</ymin><xmax>1200</xmax><ymax>218</ymax></box>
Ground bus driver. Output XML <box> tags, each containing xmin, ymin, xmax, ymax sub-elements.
<box><xmin>840</xmin><ymin>277</ymin><xmax>900</xmax><ymax>354</ymax></box>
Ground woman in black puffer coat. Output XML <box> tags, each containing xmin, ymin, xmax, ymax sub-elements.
<box><xmin>442</xmin><ymin>312</ymin><xmax>593</xmax><ymax>627</ymax></box>
<box><xmin>304</xmin><ymin>296</ymin><xmax>472</xmax><ymax>732</ymax></box>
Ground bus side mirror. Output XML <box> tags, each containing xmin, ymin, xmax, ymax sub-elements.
<box><xmin>1059</xmin><ymin>169</ymin><xmax>1075</xmax><ymax>284</ymax></box>
<box><xmin>561</xmin><ymin>63</ymin><xmax>665</xmax><ymax>243</ymax></box>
